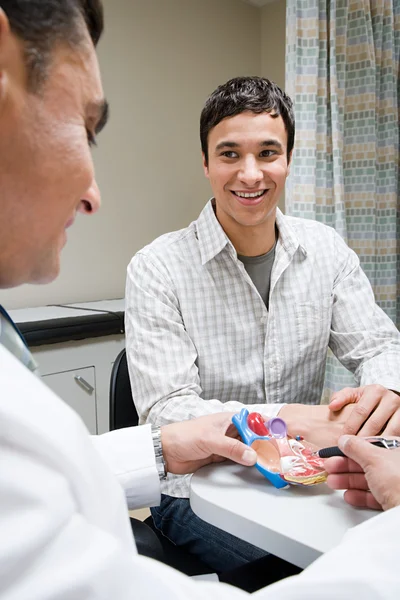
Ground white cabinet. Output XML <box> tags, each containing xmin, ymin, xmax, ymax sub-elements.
<box><xmin>42</xmin><ymin>366</ymin><xmax>97</xmax><ymax>434</ymax></box>
<box><xmin>32</xmin><ymin>335</ymin><xmax>125</xmax><ymax>434</ymax></box>
<box><xmin>10</xmin><ymin>299</ymin><xmax>126</xmax><ymax>434</ymax></box>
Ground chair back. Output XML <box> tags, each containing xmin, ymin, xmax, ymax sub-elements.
<box><xmin>109</xmin><ymin>348</ymin><xmax>139</xmax><ymax>430</ymax></box>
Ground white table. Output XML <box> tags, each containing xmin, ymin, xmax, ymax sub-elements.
<box><xmin>190</xmin><ymin>461</ymin><xmax>375</xmax><ymax>569</ymax></box>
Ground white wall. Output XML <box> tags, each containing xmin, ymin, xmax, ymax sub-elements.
<box><xmin>261</xmin><ymin>0</ymin><xmax>286</xmax><ymax>211</ymax></box>
<box><xmin>260</xmin><ymin>0</ymin><xmax>286</xmax><ymax>91</ymax></box>
<box><xmin>2</xmin><ymin>0</ymin><xmax>287</xmax><ymax>309</ymax></box>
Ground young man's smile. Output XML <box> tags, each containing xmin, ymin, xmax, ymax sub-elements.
<box><xmin>230</xmin><ymin>188</ymin><xmax>271</xmax><ymax>206</ymax></box>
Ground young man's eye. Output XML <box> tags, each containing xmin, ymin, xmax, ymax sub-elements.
<box><xmin>260</xmin><ymin>150</ymin><xmax>274</xmax><ymax>158</ymax></box>
<box><xmin>221</xmin><ymin>151</ymin><xmax>238</xmax><ymax>158</ymax></box>
<box><xmin>86</xmin><ymin>130</ymin><xmax>97</xmax><ymax>148</ymax></box>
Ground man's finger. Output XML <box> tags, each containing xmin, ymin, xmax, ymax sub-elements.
<box><xmin>342</xmin><ymin>392</ymin><xmax>381</xmax><ymax>435</ymax></box>
<box><xmin>326</xmin><ymin>472</ymin><xmax>369</xmax><ymax>491</ymax></box>
<box><xmin>343</xmin><ymin>489</ymin><xmax>382</xmax><ymax>511</ymax></box>
<box><xmin>329</xmin><ymin>387</ymin><xmax>360</xmax><ymax>411</ymax></box>
<box><xmin>324</xmin><ymin>456</ymin><xmax>364</xmax><ymax>474</ymax></box>
<box><xmin>212</xmin><ymin>436</ymin><xmax>257</xmax><ymax>466</ymax></box>
<box><xmin>338</xmin><ymin>435</ymin><xmax>382</xmax><ymax>470</ymax></box>
<box><xmin>382</xmin><ymin>413</ymin><xmax>400</xmax><ymax>437</ymax></box>
<box><xmin>356</xmin><ymin>402</ymin><xmax>392</xmax><ymax>437</ymax></box>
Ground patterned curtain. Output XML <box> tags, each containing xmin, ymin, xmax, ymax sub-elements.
<box><xmin>285</xmin><ymin>0</ymin><xmax>400</xmax><ymax>401</ymax></box>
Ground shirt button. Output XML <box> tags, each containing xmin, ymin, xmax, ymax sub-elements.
<box><xmin>260</xmin><ymin>316</ymin><xmax>268</xmax><ymax>324</ymax></box>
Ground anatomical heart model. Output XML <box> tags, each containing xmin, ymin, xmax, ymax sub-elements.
<box><xmin>232</xmin><ymin>408</ymin><xmax>327</xmax><ymax>489</ymax></box>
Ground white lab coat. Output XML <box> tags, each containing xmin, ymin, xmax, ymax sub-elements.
<box><xmin>0</xmin><ymin>343</ymin><xmax>398</xmax><ymax>599</ymax></box>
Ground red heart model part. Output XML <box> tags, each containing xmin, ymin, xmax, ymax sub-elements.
<box><xmin>247</xmin><ymin>412</ymin><xmax>269</xmax><ymax>436</ymax></box>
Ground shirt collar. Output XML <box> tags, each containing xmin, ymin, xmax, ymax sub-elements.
<box><xmin>0</xmin><ymin>305</ymin><xmax>39</xmax><ymax>375</ymax></box>
<box><xmin>275</xmin><ymin>208</ymin><xmax>308</xmax><ymax>258</ymax></box>
<box><xmin>196</xmin><ymin>199</ymin><xmax>235</xmax><ymax>265</ymax></box>
<box><xmin>195</xmin><ymin>199</ymin><xmax>307</xmax><ymax>265</ymax></box>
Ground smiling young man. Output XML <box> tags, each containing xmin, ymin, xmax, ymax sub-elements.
<box><xmin>125</xmin><ymin>76</ymin><xmax>400</xmax><ymax>570</ymax></box>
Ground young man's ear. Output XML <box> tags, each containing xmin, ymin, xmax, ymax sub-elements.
<box><xmin>202</xmin><ymin>152</ymin><xmax>210</xmax><ymax>179</ymax></box>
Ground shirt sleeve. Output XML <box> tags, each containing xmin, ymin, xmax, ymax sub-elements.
<box><xmin>125</xmin><ymin>253</ymin><xmax>285</xmax><ymax>428</ymax></box>
<box><xmin>329</xmin><ymin>231</ymin><xmax>400</xmax><ymax>392</ymax></box>
<box><xmin>91</xmin><ymin>424</ymin><xmax>161</xmax><ymax>510</ymax></box>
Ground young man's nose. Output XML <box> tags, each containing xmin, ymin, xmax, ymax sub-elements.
<box><xmin>238</xmin><ymin>157</ymin><xmax>263</xmax><ymax>186</ymax></box>
<box><xmin>78</xmin><ymin>180</ymin><xmax>101</xmax><ymax>215</ymax></box>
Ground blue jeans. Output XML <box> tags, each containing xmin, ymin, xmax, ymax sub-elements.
<box><xmin>151</xmin><ymin>495</ymin><xmax>267</xmax><ymax>573</ymax></box>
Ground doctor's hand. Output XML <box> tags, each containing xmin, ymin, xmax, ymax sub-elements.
<box><xmin>160</xmin><ymin>413</ymin><xmax>257</xmax><ymax>475</ymax></box>
<box><xmin>325</xmin><ymin>435</ymin><xmax>400</xmax><ymax>511</ymax></box>
<box><xmin>328</xmin><ymin>384</ymin><xmax>400</xmax><ymax>437</ymax></box>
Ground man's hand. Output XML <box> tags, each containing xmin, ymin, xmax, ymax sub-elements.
<box><xmin>160</xmin><ymin>413</ymin><xmax>257</xmax><ymax>475</ymax></box>
<box><xmin>328</xmin><ymin>384</ymin><xmax>400</xmax><ymax>436</ymax></box>
<box><xmin>279</xmin><ymin>403</ymin><xmax>355</xmax><ymax>448</ymax></box>
<box><xmin>325</xmin><ymin>435</ymin><xmax>400</xmax><ymax>511</ymax></box>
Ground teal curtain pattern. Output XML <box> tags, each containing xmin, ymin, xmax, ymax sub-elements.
<box><xmin>285</xmin><ymin>0</ymin><xmax>400</xmax><ymax>400</ymax></box>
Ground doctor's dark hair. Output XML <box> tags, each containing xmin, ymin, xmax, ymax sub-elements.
<box><xmin>200</xmin><ymin>76</ymin><xmax>295</xmax><ymax>166</ymax></box>
<box><xmin>0</xmin><ymin>0</ymin><xmax>104</xmax><ymax>89</ymax></box>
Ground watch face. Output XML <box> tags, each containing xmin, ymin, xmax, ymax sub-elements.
<box><xmin>152</xmin><ymin>426</ymin><xmax>167</xmax><ymax>479</ymax></box>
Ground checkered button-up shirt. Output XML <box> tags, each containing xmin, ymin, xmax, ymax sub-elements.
<box><xmin>125</xmin><ymin>200</ymin><xmax>400</xmax><ymax>498</ymax></box>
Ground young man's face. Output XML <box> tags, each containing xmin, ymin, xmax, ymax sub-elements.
<box><xmin>203</xmin><ymin>110</ymin><xmax>290</xmax><ymax>246</ymax></box>
<box><xmin>0</xmin><ymin>19</ymin><xmax>106</xmax><ymax>288</ymax></box>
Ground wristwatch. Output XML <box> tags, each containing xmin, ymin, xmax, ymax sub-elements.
<box><xmin>151</xmin><ymin>425</ymin><xmax>167</xmax><ymax>480</ymax></box>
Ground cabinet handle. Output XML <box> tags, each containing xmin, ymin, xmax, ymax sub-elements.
<box><xmin>74</xmin><ymin>375</ymin><xmax>94</xmax><ymax>394</ymax></box>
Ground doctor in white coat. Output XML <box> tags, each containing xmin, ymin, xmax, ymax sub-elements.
<box><xmin>0</xmin><ymin>1</ymin><xmax>399</xmax><ymax>599</ymax></box>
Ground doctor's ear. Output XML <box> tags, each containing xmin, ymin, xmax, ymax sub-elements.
<box><xmin>0</xmin><ymin>8</ymin><xmax>29</xmax><ymax>107</ymax></box>
<box><xmin>0</xmin><ymin>9</ymin><xmax>12</xmax><ymax>103</ymax></box>
<box><xmin>0</xmin><ymin>8</ymin><xmax>11</xmax><ymax>42</ymax></box>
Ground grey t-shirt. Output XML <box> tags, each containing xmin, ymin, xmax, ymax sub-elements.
<box><xmin>238</xmin><ymin>241</ymin><xmax>276</xmax><ymax>310</ymax></box>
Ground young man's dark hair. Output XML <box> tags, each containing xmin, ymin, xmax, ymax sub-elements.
<box><xmin>1</xmin><ymin>0</ymin><xmax>103</xmax><ymax>88</ymax></box>
<box><xmin>200</xmin><ymin>76</ymin><xmax>295</xmax><ymax>165</ymax></box>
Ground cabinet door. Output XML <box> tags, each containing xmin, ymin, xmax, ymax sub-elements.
<box><xmin>42</xmin><ymin>367</ymin><xmax>97</xmax><ymax>434</ymax></box>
